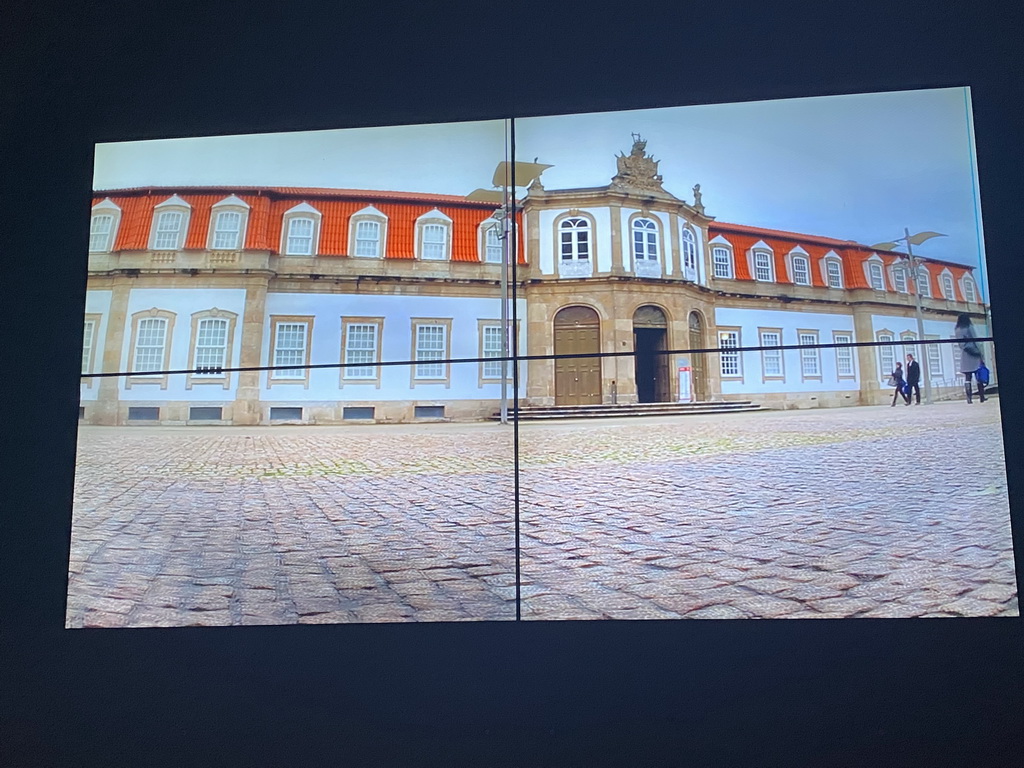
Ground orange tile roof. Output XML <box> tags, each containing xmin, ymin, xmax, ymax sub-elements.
<box><xmin>93</xmin><ymin>186</ymin><xmax>523</xmax><ymax>263</ymax></box>
<box><xmin>710</xmin><ymin>221</ymin><xmax>976</xmax><ymax>298</ymax></box>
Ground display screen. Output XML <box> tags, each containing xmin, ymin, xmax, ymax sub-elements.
<box><xmin>68</xmin><ymin>88</ymin><xmax>1017</xmax><ymax>627</ymax></box>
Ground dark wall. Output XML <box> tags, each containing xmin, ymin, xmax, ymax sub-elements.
<box><xmin>3</xmin><ymin>1</ymin><xmax>1022</xmax><ymax>765</ymax></box>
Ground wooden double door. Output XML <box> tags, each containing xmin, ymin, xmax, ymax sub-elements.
<box><xmin>554</xmin><ymin>306</ymin><xmax>601</xmax><ymax>406</ymax></box>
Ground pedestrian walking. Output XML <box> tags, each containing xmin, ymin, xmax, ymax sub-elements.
<box><xmin>954</xmin><ymin>313</ymin><xmax>987</xmax><ymax>403</ymax></box>
<box><xmin>889</xmin><ymin>361</ymin><xmax>910</xmax><ymax>406</ymax></box>
<box><xmin>905</xmin><ymin>353</ymin><xmax>921</xmax><ymax>405</ymax></box>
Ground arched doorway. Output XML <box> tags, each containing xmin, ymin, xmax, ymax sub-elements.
<box><xmin>688</xmin><ymin>311</ymin><xmax>708</xmax><ymax>402</ymax></box>
<box><xmin>553</xmin><ymin>306</ymin><xmax>601</xmax><ymax>405</ymax></box>
<box><xmin>632</xmin><ymin>305</ymin><xmax>670</xmax><ymax>403</ymax></box>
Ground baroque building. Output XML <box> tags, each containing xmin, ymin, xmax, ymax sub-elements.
<box><xmin>80</xmin><ymin>138</ymin><xmax>988</xmax><ymax>425</ymax></box>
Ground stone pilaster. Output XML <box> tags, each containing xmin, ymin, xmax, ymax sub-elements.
<box><xmin>852</xmin><ymin>306</ymin><xmax>879</xmax><ymax>405</ymax></box>
<box><xmin>608</xmin><ymin>204</ymin><xmax>624</xmax><ymax>277</ymax></box>
<box><xmin>93</xmin><ymin>278</ymin><xmax>133</xmax><ymax>425</ymax></box>
<box><xmin>231</xmin><ymin>275</ymin><xmax>270</xmax><ymax>425</ymax></box>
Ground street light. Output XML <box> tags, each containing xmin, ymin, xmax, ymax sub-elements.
<box><xmin>870</xmin><ymin>228</ymin><xmax>946</xmax><ymax>405</ymax></box>
<box><xmin>467</xmin><ymin>160</ymin><xmax>552</xmax><ymax>424</ymax></box>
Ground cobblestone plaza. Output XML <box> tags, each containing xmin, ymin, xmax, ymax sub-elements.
<box><xmin>66</xmin><ymin>402</ymin><xmax>1018</xmax><ymax>627</ymax></box>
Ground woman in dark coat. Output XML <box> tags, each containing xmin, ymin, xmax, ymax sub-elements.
<box><xmin>890</xmin><ymin>361</ymin><xmax>910</xmax><ymax>406</ymax></box>
<box><xmin>955</xmin><ymin>313</ymin><xmax>987</xmax><ymax>403</ymax></box>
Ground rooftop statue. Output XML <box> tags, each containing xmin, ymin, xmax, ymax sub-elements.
<box><xmin>611</xmin><ymin>133</ymin><xmax>665</xmax><ymax>192</ymax></box>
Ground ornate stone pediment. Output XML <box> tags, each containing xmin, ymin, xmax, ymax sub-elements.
<box><xmin>611</xmin><ymin>133</ymin><xmax>665</xmax><ymax>192</ymax></box>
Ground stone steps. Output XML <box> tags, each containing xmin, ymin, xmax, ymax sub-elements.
<box><xmin>491</xmin><ymin>401</ymin><xmax>766</xmax><ymax>421</ymax></box>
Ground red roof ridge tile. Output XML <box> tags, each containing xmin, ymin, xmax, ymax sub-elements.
<box><xmin>93</xmin><ymin>185</ymin><xmax>498</xmax><ymax>206</ymax></box>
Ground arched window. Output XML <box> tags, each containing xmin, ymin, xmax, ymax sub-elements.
<box><xmin>560</xmin><ymin>217</ymin><xmax>591</xmax><ymax>261</ymax></box>
<box><xmin>791</xmin><ymin>255</ymin><xmax>810</xmax><ymax>286</ymax></box>
<box><xmin>681</xmin><ymin>227</ymin><xmax>697</xmax><ymax>279</ymax></box>
<box><xmin>632</xmin><ymin>218</ymin><xmax>658</xmax><ymax>262</ymax></box>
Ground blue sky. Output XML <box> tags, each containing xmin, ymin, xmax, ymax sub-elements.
<box><xmin>94</xmin><ymin>87</ymin><xmax>986</xmax><ymax>285</ymax></box>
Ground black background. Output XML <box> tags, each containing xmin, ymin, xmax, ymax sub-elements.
<box><xmin>2</xmin><ymin>1</ymin><xmax>1022</xmax><ymax>765</ymax></box>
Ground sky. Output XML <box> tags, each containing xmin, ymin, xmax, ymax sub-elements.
<box><xmin>94</xmin><ymin>87</ymin><xmax>987</xmax><ymax>287</ymax></box>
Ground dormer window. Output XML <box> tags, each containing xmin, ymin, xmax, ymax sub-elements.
<box><xmin>962</xmin><ymin>275</ymin><xmax>978</xmax><ymax>303</ymax></box>
<box><xmin>482</xmin><ymin>221</ymin><xmax>503</xmax><ymax>263</ymax></box>
<box><xmin>753</xmin><ymin>250</ymin><xmax>774</xmax><ymax>282</ymax></box>
<box><xmin>941</xmin><ymin>272</ymin><xmax>955</xmax><ymax>300</ymax></box>
<box><xmin>791</xmin><ymin>255</ymin><xmax>810</xmax><ymax>286</ymax></box>
<box><xmin>89</xmin><ymin>199</ymin><xmax>121</xmax><ymax>253</ymax></box>
<box><xmin>868</xmin><ymin>261</ymin><xmax>885</xmax><ymax>291</ymax></box>
<box><xmin>917</xmin><ymin>266</ymin><xmax>932</xmax><ymax>298</ymax></box>
<box><xmin>208</xmin><ymin>195</ymin><xmax>250</xmax><ymax>250</ymax></box>
<box><xmin>281</xmin><ymin>202</ymin><xmax>322</xmax><ymax>256</ymax></box>
<box><xmin>349</xmin><ymin>205</ymin><xmax>388</xmax><ymax>258</ymax></box>
<box><xmin>824</xmin><ymin>257</ymin><xmax>843</xmax><ymax>289</ymax></box>
<box><xmin>711</xmin><ymin>244</ymin><xmax>733</xmax><ymax>279</ymax></box>
<box><xmin>415</xmin><ymin>209</ymin><xmax>453</xmax><ymax>260</ymax></box>
<box><xmin>149</xmin><ymin>195</ymin><xmax>191</xmax><ymax>251</ymax></box>
<box><xmin>892</xmin><ymin>265</ymin><xmax>908</xmax><ymax>293</ymax></box>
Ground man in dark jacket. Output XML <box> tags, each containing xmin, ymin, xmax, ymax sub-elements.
<box><xmin>905</xmin><ymin>353</ymin><xmax>921</xmax><ymax>405</ymax></box>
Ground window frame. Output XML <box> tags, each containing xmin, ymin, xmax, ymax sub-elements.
<box><xmin>892</xmin><ymin>265</ymin><xmax>908</xmax><ymax>293</ymax></box>
<box><xmin>151</xmin><ymin>210</ymin><xmax>186</xmax><ymax>251</ymax></box>
<box><xmin>556</xmin><ymin>214</ymin><xmax>594</xmax><ymax>262</ymax></box>
<box><xmin>186</xmin><ymin>308</ymin><xmax>238</xmax><ymax>390</ymax></box>
<box><xmin>877</xmin><ymin>331</ymin><xmax>896</xmax><ymax>384</ymax></box>
<box><xmin>717</xmin><ymin>328</ymin><xmax>743</xmax><ymax>379</ymax></box>
<box><xmin>752</xmin><ymin>250</ymin><xmax>775</xmax><ymax>282</ymax></box>
<box><xmin>712</xmin><ymin>245</ymin><xmax>734</xmax><ymax>279</ymax></box>
<box><xmin>797</xmin><ymin>330</ymin><xmax>822</xmax><ymax>381</ymax></box>
<box><xmin>680</xmin><ymin>225</ymin><xmax>698</xmax><ymax>280</ymax></box>
<box><xmin>415</xmin><ymin>209</ymin><xmax>453</xmax><ymax>261</ymax></box>
<box><xmin>478</xmin><ymin>319</ymin><xmax>519</xmax><ymax>386</ymax></box>
<box><xmin>267</xmin><ymin>315</ymin><xmax>314</xmax><ymax>388</ymax></box>
<box><xmin>758</xmin><ymin>328</ymin><xmax>785</xmax><ymax>381</ymax></box>
<box><xmin>349</xmin><ymin>207</ymin><xmax>388</xmax><ymax>259</ymax></box>
<box><xmin>481</xmin><ymin>220</ymin><xmax>504</xmax><ymax>264</ymax></box>
<box><xmin>824</xmin><ymin>257</ymin><xmax>844</xmax><ymax>289</ymax></box>
<box><xmin>631</xmin><ymin>216</ymin><xmax>660</xmax><ymax>262</ymax></box>
<box><xmin>125</xmin><ymin>308</ymin><xmax>177</xmax><ymax>390</ymax></box>
<box><xmin>340</xmin><ymin>316</ymin><xmax>385</xmax><ymax>387</ymax></box>
<box><xmin>868</xmin><ymin>261</ymin><xmax>886</xmax><ymax>291</ymax></box>
<box><xmin>791</xmin><ymin>255</ymin><xmax>811</xmax><ymax>286</ymax></box>
<box><xmin>940</xmin><ymin>272</ymin><xmax>955</xmax><ymax>301</ymax></box>
<box><xmin>925</xmin><ymin>334</ymin><xmax>943</xmax><ymax>378</ymax></box>
<box><xmin>916</xmin><ymin>266</ymin><xmax>932</xmax><ymax>298</ymax></box>
<box><xmin>410</xmin><ymin>318</ymin><xmax>454</xmax><ymax>387</ymax></box>
<box><xmin>833</xmin><ymin>331</ymin><xmax>855</xmax><ymax>379</ymax></box>
<box><xmin>962</xmin><ymin>275</ymin><xmax>978</xmax><ymax>303</ymax></box>
<box><xmin>81</xmin><ymin>313</ymin><xmax>102</xmax><ymax>387</ymax></box>
<box><xmin>207</xmin><ymin>196</ymin><xmax>250</xmax><ymax>251</ymax></box>
<box><xmin>89</xmin><ymin>199</ymin><xmax>122</xmax><ymax>253</ymax></box>
<box><xmin>280</xmin><ymin>203</ymin><xmax>322</xmax><ymax>256</ymax></box>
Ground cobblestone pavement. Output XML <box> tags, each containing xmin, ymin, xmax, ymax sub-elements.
<box><xmin>66</xmin><ymin>402</ymin><xmax>1018</xmax><ymax>627</ymax></box>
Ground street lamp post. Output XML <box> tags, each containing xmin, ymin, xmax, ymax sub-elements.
<box><xmin>468</xmin><ymin>159</ymin><xmax>552</xmax><ymax>424</ymax></box>
<box><xmin>871</xmin><ymin>229</ymin><xmax>946</xmax><ymax>406</ymax></box>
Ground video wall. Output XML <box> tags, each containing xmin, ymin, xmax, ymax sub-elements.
<box><xmin>67</xmin><ymin>87</ymin><xmax>1017</xmax><ymax>628</ymax></box>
